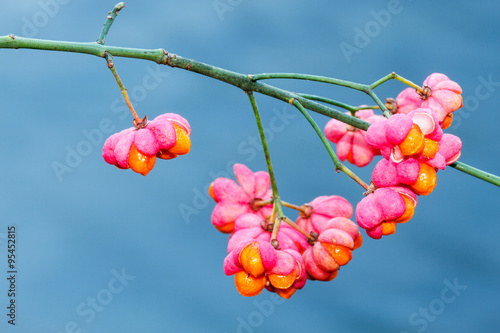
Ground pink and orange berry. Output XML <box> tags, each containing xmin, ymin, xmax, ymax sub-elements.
<box><xmin>391</xmin><ymin>73</ymin><xmax>463</xmax><ymax>128</ymax></box>
<box><xmin>102</xmin><ymin>113</ymin><xmax>191</xmax><ymax>176</ymax></box>
<box><xmin>209</xmin><ymin>164</ymin><xmax>273</xmax><ymax>233</ymax></box>
<box><xmin>324</xmin><ymin>108</ymin><xmax>385</xmax><ymax>167</ymax></box>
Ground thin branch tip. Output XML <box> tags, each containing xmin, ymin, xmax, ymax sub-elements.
<box><xmin>97</xmin><ymin>2</ymin><xmax>126</xmax><ymax>45</ymax></box>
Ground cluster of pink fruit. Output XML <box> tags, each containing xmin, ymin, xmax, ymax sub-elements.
<box><xmin>209</xmin><ymin>163</ymin><xmax>362</xmax><ymax>299</ymax></box>
<box><xmin>102</xmin><ymin>113</ymin><xmax>191</xmax><ymax>176</ymax></box>
<box><xmin>207</xmin><ymin>73</ymin><xmax>464</xmax><ymax>298</ymax></box>
<box><xmin>325</xmin><ymin>73</ymin><xmax>463</xmax><ymax>239</ymax></box>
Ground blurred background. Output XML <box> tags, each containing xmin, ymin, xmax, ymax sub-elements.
<box><xmin>1</xmin><ymin>1</ymin><xmax>499</xmax><ymax>332</ymax></box>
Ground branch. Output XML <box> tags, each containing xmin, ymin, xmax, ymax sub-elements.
<box><xmin>249</xmin><ymin>72</ymin><xmax>391</xmax><ymax>116</ymax></box>
<box><xmin>0</xmin><ymin>35</ymin><xmax>166</xmax><ymax>62</ymax></box>
<box><xmin>296</xmin><ymin>93</ymin><xmax>379</xmax><ymax>114</ymax></box>
<box><xmin>0</xmin><ymin>35</ymin><xmax>370</xmax><ymax>131</ymax></box>
<box><xmin>97</xmin><ymin>2</ymin><xmax>125</xmax><ymax>45</ymax></box>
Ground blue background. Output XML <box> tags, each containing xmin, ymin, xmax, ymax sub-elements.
<box><xmin>1</xmin><ymin>1</ymin><xmax>499</xmax><ymax>332</ymax></box>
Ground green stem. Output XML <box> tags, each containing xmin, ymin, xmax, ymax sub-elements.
<box><xmin>370</xmin><ymin>73</ymin><xmax>394</xmax><ymax>89</ymax></box>
<box><xmin>270</xmin><ymin>213</ymin><xmax>284</xmax><ymax>249</ymax></box>
<box><xmin>249</xmin><ymin>73</ymin><xmax>392</xmax><ymax>116</ymax></box>
<box><xmin>449</xmin><ymin>161</ymin><xmax>500</xmax><ymax>187</ymax></box>
<box><xmin>297</xmin><ymin>93</ymin><xmax>357</xmax><ymax>112</ymax></box>
<box><xmin>250</xmin><ymin>72</ymin><xmax>369</xmax><ymax>92</ymax></box>
<box><xmin>247</xmin><ymin>92</ymin><xmax>285</xmax><ymax>246</ymax></box>
<box><xmin>370</xmin><ymin>72</ymin><xmax>422</xmax><ymax>92</ymax></box>
<box><xmin>291</xmin><ymin>99</ymin><xmax>370</xmax><ymax>191</ymax></box>
<box><xmin>97</xmin><ymin>2</ymin><xmax>125</xmax><ymax>45</ymax></box>
<box><xmin>355</xmin><ymin>105</ymin><xmax>380</xmax><ymax>111</ymax></box>
<box><xmin>368</xmin><ymin>90</ymin><xmax>391</xmax><ymax>118</ymax></box>
<box><xmin>0</xmin><ymin>35</ymin><xmax>166</xmax><ymax>63</ymax></box>
<box><xmin>282</xmin><ymin>217</ymin><xmax>316</xmax><ymax>243</ymax></box>
<box><xmin>105</xmin><ymin>53</ymin><xmax>123</xmax><ymax>89</ymax></box>
<box><xmin>253</xmin><ymin>199</ymin><xmax>273</xmax><ymax>207</ymax></box>
<box><xmin>105</xmin><ymin>52</ymin><xmax>141</xmax><ymax>124</ymax></box>
<box><xmin>280</xmin><ymin>200</ymin><xmax>305</xmax><ymax>213</ymax></box>
<box><xmin>268</xmin><ymin>202</ymin><xmax>277</xmax><ymax>230</ymax></box>
<box><xmin>248</xmin><ymin>92</ymin><xmax>279</xmax><ymax>197</ymax></box>
<box><xmin>394</xmin><ymin>75</ymin><xmax>422</xmax><ymax>92</ymax></box>
<box><xmin>97</xmin><ymin>4</ymin><xmax>141</xmax><ymax>126</ymax></box>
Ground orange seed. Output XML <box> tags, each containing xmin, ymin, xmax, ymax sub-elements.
<box><xmin>127</xmin><ymin>143</ymin><xmax>156</xmax><ymax>176</ymax></box>
<box><xmin>169</xmin><ymin>124</ymin><xmax>191</xmax><ymax>155</ymax></box>
<box><xmin>268</xmin><ymin>271</ymin><xmax>297</xmax><ymax>290</ymax></box>
<box><xmin>410</xmin><ymin>163</ymin><xmax>437</xmax><ymax>196</ymax></box>
<box><xmin>326</xmin><ymin>270</ymin><xmax>338</xmax><ymax>282</ymax></box>
<box><xmin>399</xmin><ymin>124</ymin><xmax>425</xmax><ymax>156</ymax></box>
<box><xmin>208</xmin><ymin>182</ymin><xmax>216</xmax><ymax>201</ymax></box>
<box><xmin>321</xmin><ymin>243</ymin><xmax>352</xmax><ymax>266</ymax></box>
<box><xmin>421</xmin><ymin>138</ymin><xmax>440</xmax><ymax>159</ymax></box>
<box><xmin>394</xmin><ymin>195</ymin><xmax>415</xmax><ymax>223</ymax></box>
<box><xmin>353</xmin><ymin>233</ymin><xmax>363</xmax><ymax>250</ymax></box>
<box><xmin>239</xmin><ymin>242</ymin><xmax>265</xmax><ymax>277</ymax></box>
<box><xmin>156</xmin><ymin>149</ymin><xmax>177</xmax><ymax>160</ymax></box>
<box><xmin>234</xmin><ymin>271</ymin><xmax>266</xmax><ymax>297</ymax></box>
<box><xmin>442</xmin><ymin>113</ymin><xmax>453</xmax><ymax>129</ymax></box>
<box><xmin>382</xmin><ymin>222</ymin><xmax>397</xmax><ymax>236</ymax></box>
<box><xmin>276</xmin><ymin>287</ymin><xmax>297</xmax><ymax>299</ymax></box>
<box><xmin>214</xmin><ymin>222</ymin><xmax>234</xmax><ymax>234</ymax></box>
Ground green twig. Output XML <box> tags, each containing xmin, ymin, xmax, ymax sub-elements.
<box><xmin>252</xmin><ymin>199</ymin><xmax>273</xmax><ymax>207</ymax></box>
<box><xmin>297</xmin><ymin>93</ymin><xmax>358</xmax><ymax>113</ymax></box>
<box><xmin>368</xmin><ymin>90</ymin><xmax>391</xmax><ymax>118</ymax></box>
<box><xmin>247</xmin><ymin>92</ymin><xmax>285</xmax><ymax>247</ymax></box>
<box><xmin>280</xmin><ymin>200</ymin><xmax>305</xmax><ymax>213</ymax></box>
<box><xmin>291</xmin><ymin>99</ymin><xmax>370</xmax><ymax>191</ymax></box>
<box><xmin>355</xmin><ymin>105</ymin><xmax>381</xmax><ymax>111</ymax></box>
<box><xmin>249</xmin><ymin>73</ymin><xmax>393</xmax><ymax>116</ymax></box>
<box><xmin>250</xmin><ymin>72</ymin><xmax>369</xmax><ymax>92</ymax></box>
<box><xmin>268</xmin><ymin>202</ymin><xmax>277</xmax><ymax>230</ymax></box>
<box><xmin>105</xmin><ymin>52</ymin><xmax>141</xmax><ymax>124</ymax></box>
<box><xmin>97</xmin><ymin>2</ymin><xmax>125</xmax><ymax>45</ymax></box>
<box><xmin>370</xmin><ymin>72</ymin><xmax>422</xmax><ymax>92</ymax></box>
<box><xmin>0</xmin><ymin>35</ymin><xmax>166</xmax><ymax>62</ymax></box>
<box><xmin>283</xmin><ymin>217</ymin><xmax>316</xmax><ymax>243</ymax></box>
<box><xmin>449</xmin><ymin>161</ymin><xmax>500</xmax><ymax>187</ymax></box>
